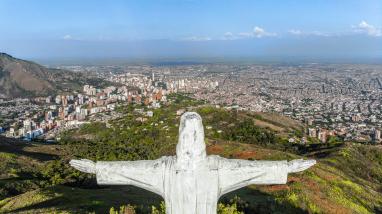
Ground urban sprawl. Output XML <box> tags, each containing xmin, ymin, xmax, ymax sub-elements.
<box><xmin>1</xmin><ymin>63</ymin><xmax>382</xmax><ymax>144</ymax></box>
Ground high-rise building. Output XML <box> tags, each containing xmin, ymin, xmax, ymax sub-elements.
<box><xmin>376</xmin><ymin>130</ymin><xmax>381</xmax><ymax>141</ymax></box>
<box><xmin>55</xmin><ymin>95</ymin><xmax>61</xmax><ymax>104</ymax></box>
<box><xmin>372</xmin><ymin>129</ymin><xmax>381</xmax><ymax>143</ymax></box>
<box><xmin>318</xmin><ymin>129</ymin><xmax>328</xmax><ymax>143</ymax></box>
<box><xmin>23</xmin><ymin>120</ymin><xmax>32</xmax><ymax>131</ymax></box>
<box><xmin>62</xmin><ymin>95</ymin><xmax>68</xmax><ymax>107</ymax></box>
<box><xmin>45</xmin><ymin>111</ymin><xmax>53</xmax><ymax>121</ymax></box>
<box><xmin>308</xmin><ymin>128</ymin><xmax>317</xmax><ymax>138</ymax></box>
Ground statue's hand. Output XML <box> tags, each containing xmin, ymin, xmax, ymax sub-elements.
<box><xmin>69</xmin><ymin>159</ymin><xmax>96</xmax><ymax>174</ymax></box>
<box><xmin>287</xmin><ymin>159</ymin><xmax>316</xmax><ymax>173</ymax></box>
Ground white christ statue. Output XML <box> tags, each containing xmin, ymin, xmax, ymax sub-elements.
<box><xmin>70</xmin><ymin>112</ymin><xmax>316</xmax><ymax>214</ymax></box>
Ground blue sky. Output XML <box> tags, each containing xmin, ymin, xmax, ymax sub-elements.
<box><xmin>0</xmin><ymin>0</ymin><xmax>381</xmax><ymax>62</ymax></box>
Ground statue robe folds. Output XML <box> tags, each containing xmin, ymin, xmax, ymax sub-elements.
<box><xmin>95</xmin><ymin>156</ymin><xmax>288</xmax><ymax>214</ymax></box>
<box><xmin>71</xmin><ymin>112</ymin><xmax>315</xmax><ymax>214</ymax></box>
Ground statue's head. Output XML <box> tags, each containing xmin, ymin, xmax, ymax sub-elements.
<box><xmin>176</xmin><ymin>112</ymin><xmax>207</xmax><ymax>162</ymax></box>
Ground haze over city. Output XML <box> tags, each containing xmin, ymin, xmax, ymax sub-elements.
<box><xmin>1</xmin><ymin>0</ymin><xmax>381</xmax><ymax>62</ymax></box>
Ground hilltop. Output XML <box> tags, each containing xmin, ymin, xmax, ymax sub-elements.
<box><xmin>0</xmin><ymin>94</ymin><xmax>381</xmax><ymax>213</ymax></box>
<box><xmin>0</xmin><ymin>53</ymin><xmax>105</xmax><ymax>98</ymax></box>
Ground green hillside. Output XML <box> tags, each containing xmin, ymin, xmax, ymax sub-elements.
<box><xmin>0</xmin><ymin>94</ymin><xmax>381</xmax><ymax>213</ymax></box>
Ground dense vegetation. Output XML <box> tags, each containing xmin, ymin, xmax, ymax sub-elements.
<box><xmin>0</xmin><ymin>94</ymin><xmax>381</xmax><ymax>213</ymax></box>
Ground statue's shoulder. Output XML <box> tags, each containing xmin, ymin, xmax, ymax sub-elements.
<box><xmin>207</xmin><ymin>155</ymin><xmax>222</xmax><ymax>161</ymax></box>
<box><xmin>148</xmin><ymin>156</ymin><xmax>174</xmax><ymax>169</ymax></box>
<box><xmin>157</xmin><ymin>156</ymin><xmax>176</xmax><ymax>163</ymax></box>
<box><xmin>208</xmin><ymin>155</ymin><xmax>234</xmax><ymax>163</ymax></box>
<box><xmin>208</xmin><ymin>155</ymin><xmax>255</xmax><ymax>168</ymax></box>
<box><xmin>206</xmin><ymin>155</ymin><xmax>222</xmax><ymax>170</ymax></box>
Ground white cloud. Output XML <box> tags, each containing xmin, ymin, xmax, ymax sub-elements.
<box><xmin>310</xmin><ymin>31</ymin><xmax>330</xmax><ymax>37</ymax></box>
<box><xmin>183</xmin><ymin>26</ymin><xmax>277</xmax><ymax>41</ymax></box>
<box><xmin>224</xmin><ymin>32</ymin><xmax>233</xmax><ymax>37</ymax></box>
<box><xmin>237</xmin><ymin>27</ymin><xmax>277</xmax><ymax>38</ymax></box>
<box><xmin>222</xmin><ymin>32</ymin><xmax>235</xmax><ymax>40</ymax></box>
<box><xmin>288</xmin><ymin>29</ymin><xmax>302</xmax><ymax>35</ymax></box>
<box><xmin>183</xmin><ymin>36</ymin><xmax>212</xmax><ymax>41</ymax></box>
<box><xmin>288</xmin><ymin>29</ymin><xmax>330</xmax><ymax>37</ymax></box>
<box><xmin>235</xmin><ymin>26</ymin><xmax>277</xmax><ymax>39</ymax></box>
<box><xmin>353</xmin><ymin>21</ymin><xmax>381</xmax><ymax>37</ymax></box>
<box><xmin>253</xmin><ymin>26</ymin><xmax>277</xmax><ymax>38</ymax></box>
<box><xmin>237</xmin><ymin>32</ymin><xmax>253</xmax><ymax>38</ymax></box>
<box><xmin>62</xmin><ymin>35</ymin><xmax>73</xmax><ymax>40</ymax></box>
<box><xmin>62</xmin><ymin>34</ymin><xmax>86</xmax><ymax>41</ymax></box>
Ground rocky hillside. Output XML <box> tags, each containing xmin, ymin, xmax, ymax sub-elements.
<box><xmin>0</xmin><ymin>53</ymin><xmax>103</xmax><ymax>98</ymax></box>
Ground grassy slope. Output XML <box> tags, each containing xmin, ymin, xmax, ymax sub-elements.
<box><xmin>0</xmin><ymin>96</ymin><xmax>381</xmax><ymax>213</ymax></box>
<box><xmin>1</xmin><ymin>142</ymin><xmax>381</xmax><ymax>213</ymax></box>
<box><xmin>213</xmin><ymin>142</ymin><xmax>382</xmax><ymax>214</ymax></box>
<box><xmin>251</xmin><ymin>112</ymin><xmax>304</xmax><ymax>133</ymax></box>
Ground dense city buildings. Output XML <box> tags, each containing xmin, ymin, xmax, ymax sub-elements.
<box><xmin>0</xmin><ymin>73</ymin><xmax>167</xmax><ymax>141</ymax></box>
<box><xmin>1</xmin><ymin>63</ymin><xmax>382</xmax><ymax>144</ymax></box>
<box><xmin>99</xmin><ymin>63</ymin><xmax>382</xmax><ymax>144</ymax></box>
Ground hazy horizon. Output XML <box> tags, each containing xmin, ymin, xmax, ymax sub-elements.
<box><xmin>1</xmin><ymin>0</ymin><xmax>381</xmax><ymax>64</ymax></box>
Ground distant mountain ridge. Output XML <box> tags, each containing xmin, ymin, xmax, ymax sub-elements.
<box><xmin>0</xmin><ymin>53</ymin><xmax>98</xmax><ymax>98</ymax></box>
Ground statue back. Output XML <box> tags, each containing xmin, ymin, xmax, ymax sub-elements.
<box><xmin>163</xmin><ymin>156</ymin><xmax>220</xmax><ymax>214</ymax></box>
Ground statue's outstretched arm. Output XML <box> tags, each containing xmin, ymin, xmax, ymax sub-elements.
<box><xmin>70</xmin><ymin>158</ymin><xmax>166</xmax><ymax>196</ymax></box>
<box><xmin>70</xmin><ymin>159</ymin><xmax>96</xmax><ymax>174</ymax></box>
<box><xmin>217</xmin><ymin>157</ymin><xmax>316</xmax><ymax>196</ymax></box>
<box><xmin>287</xmin><ymin>159</ymin><xmax>316</xmax><ymax>173</ymax></box>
